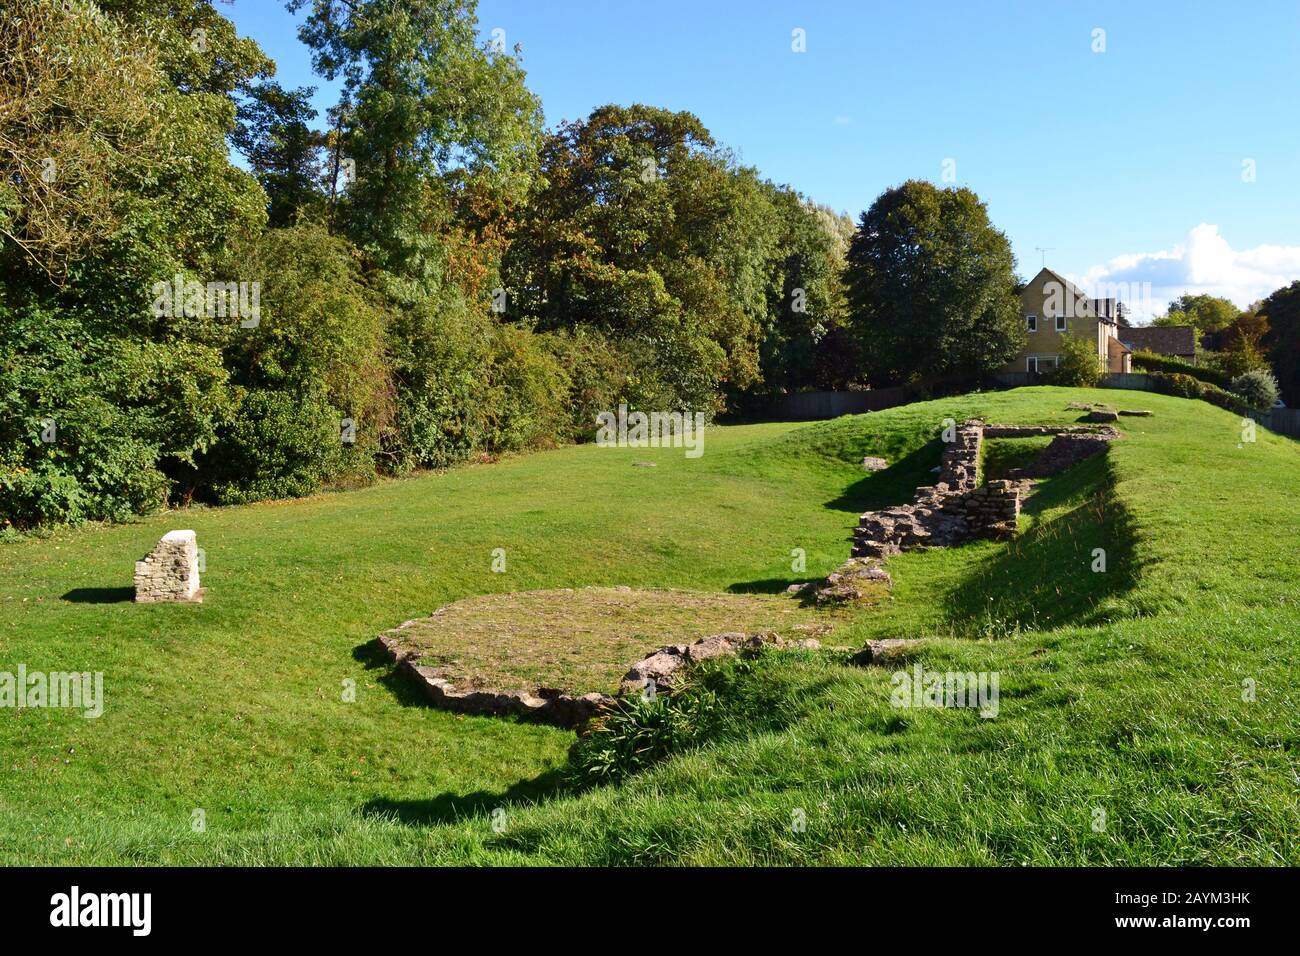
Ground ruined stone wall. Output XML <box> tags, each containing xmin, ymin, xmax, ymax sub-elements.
<box><xmin>851</xmin><ymin>418</ymin><xmax>1113</xmax><ymax>560</ymax></box>
<box><xmin>134</xmin><ymin>530</ymin><xmax>202</xmax><ymax>603</ymax></box>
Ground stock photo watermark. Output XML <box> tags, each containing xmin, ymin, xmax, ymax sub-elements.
<box><xmin>596</xmin><ymin>404</ymin><xmax>707</xmax><ymax>458</ymax></box>
<box><xmin>1</xmin><ymin>666</ymin><xmax>103</xmax><ymax>718</ymax></box>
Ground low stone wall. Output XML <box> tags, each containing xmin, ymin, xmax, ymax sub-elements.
<box><xmin>939</xmin><ymin>419</ymin><xmax>983</xmax><ymax>491</ymax></box>
<box><xmin>134</xmin><ymin>530</ymin><xmax>202</xmax><ymax>603</ymax></box>
<box><xmin>378</xmin><ymin>628</ymin><xmax>822</xmax><ymax>730</ymax></box>
<box><xmin>852</xmin><ymin>419</ymin><xmax>1116</xmax><ymax>559</ymax></box>
<box><xmin>853</xmin><ymin>477</ymin><xmax>1026</xmax><ymax>559</ymax></box>
<box><xmin>378</xmin><ymin>631</ymin><xmax>613</xmax><ymax>728</ymax></box>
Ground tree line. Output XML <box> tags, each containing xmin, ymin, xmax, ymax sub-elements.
<box><xmin>2</xmin><ymin>0</ymin><xmax>1295</xmax><ymax>534</ymax></box>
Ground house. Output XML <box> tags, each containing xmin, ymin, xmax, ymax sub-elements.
<box><xmin>1000</xmin><ymin>268</ymin><xmax>1131</xmax><ymax>377</ymax></box>
<box><xmin>1118</xmin><ymin>325</ymin><xmax>1197</xmax><ymax>361</ymax></box>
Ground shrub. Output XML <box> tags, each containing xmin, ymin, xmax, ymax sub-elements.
<box><xmin>216</xmin><ymin>225</ymin><xmax>392</xmax><ymax>480</ymax></box>
<box><xmin>1231</xmin><ymin>369</ymin><xmax>1280</xmax><ymax>410</ymax></box>
<box><xmin>0</xmin><ymin>299</ymin><xmax>228</xmax><ymax>528</ymax></box>
<box><xmin>1051</xmin><ymin>335</ymin><xmax>1103</xmax><ymax>387</ymax></box>
<box><xmin>1148</xmin><ymin>371</ymin><xmax>1202</xmax><ymax>399</ymax></box>
<box><xmin>568</xmin><ymin>681</ymin><xmax>721</xmax><ymax>786</ymax></box>
<box><xmin>1132</xmin><ymin>351</ymin><xmax>1232</xmax><ymax>388</ymax></box>
<box><xmin>208</xmin><ymin>388</ymin><xmax>350</xmax><ymax>504</ymax></box>
<box><xmin>480</xmin><ymin>324</ymin><xmax>572</xmax><ymax>453</ymax></box>
<box><xmin>386</xmin><ymin>295</ymin><xmax>491</xmax><ymax>472</ymax></box>
<box><xmin>1147</xmin><ymin>371</ymin><xmax>1246</xmax><ymax>414</ymax></box>
<box><xmin>543</xmin><ymin>328</ymin><xmax>632</xmax><ymax>442</ymax></box>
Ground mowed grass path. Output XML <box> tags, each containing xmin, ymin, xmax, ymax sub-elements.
<box><xmin>2</xmin><ymin>387</ymin><xmax>1297</xmax><ymax>864</ymax></box>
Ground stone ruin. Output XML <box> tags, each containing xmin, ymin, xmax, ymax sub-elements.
<box><xmin>378</xmin><ymin>628</ymin><xmax>823</xmax><ymax>729</ymax></box>
<box><xmin>134</xmin><ymin>530</ymin><xmax>203</xmax><ymax>603</ymax></box>
<box><xmin>852</xmin><ymin>419</ymin><xmax>1118</xmax><ymax>560</ymax></box>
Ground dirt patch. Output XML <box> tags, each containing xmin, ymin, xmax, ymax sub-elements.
<box><xmin>380</xmin><ymin>586</ymin><xmax>846</xmax><ymax>698</ymax></box>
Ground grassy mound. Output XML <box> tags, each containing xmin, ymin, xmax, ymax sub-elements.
<box><xmin>382</xmin><ymin>586</ymin><xmax>845</xmax><ymax>695</ymax></box>
<box><xmin>1</xmin><ymin>386</ymin><xmax>1296</xmax><ymax>864</ymax></box>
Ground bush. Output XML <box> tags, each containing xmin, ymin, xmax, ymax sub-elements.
<box><xmin>0</xmin><ymin>299</ymin><xmax>226</xmax><ymax>528</ymax></box>
<box><xmin>1147</xmin><ymin>371</ymin><xmax>1246</xmax><ymax>413</ymax></box>
<box><xmin>387</xmin><ymin>296</ymin><xmax>491</xmax><ymax>471</ymax></box>
<box><xmin>208</xmin><ymin>389</ymin><xmax>350</xmax><ymax>504</ymax></box>
<box><xmin>568</xmin><ymin>680</ymin><xmax>722</xmax><ymax>786</ymax></box>
<box><xmin>1231</xmin><ymin>369</ymin><xmax>1280</xmax><ymax>410</ymax></box>
<box><xmin>480</xmin><ymin>325</ymin><xmax>572</xmax><ymax>453</ymax></box>
<box><xmin>1148</xmin><ymin>371</ymin><xmax>1202</xmax><ymax>399</ymax></box>
<box><xmin>1132</xmin><ymin>351</ymin><xmax>1232</xmax><ymax>388</ymax></box>
<box><xmin>1051</xmin><ymin>335</ymin><xmax>1103</xmax><ymax>387</ymax></box>
<box><xmin>542</xmin><ymin>328</ymin><xmax>632</xmax><ymax>442</ymax></box>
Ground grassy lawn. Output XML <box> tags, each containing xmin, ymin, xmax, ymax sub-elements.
<box><xmin>1</xmin><ymin>386</ymin><xmax>1297</xmax><ymax>864</ymax></box>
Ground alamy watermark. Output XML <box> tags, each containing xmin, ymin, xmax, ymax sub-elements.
<box><xmin>1</xmin><ymin>665</ymin><xmax>103</xmax><ymax>718</ymax></box>
<box><xmin>150</xmin><ymin>274</ymin><xmax>261</xmax><ymax>328</ymax></box>
<box><xmin>891</xmin><ymin>664</ymin><xmax>999</xmax><ymax>718</ymax></box>
<box><xmin>595</xmin><ymin>404</ymin><xmax>706</xmax><ymax>459</ymax></box>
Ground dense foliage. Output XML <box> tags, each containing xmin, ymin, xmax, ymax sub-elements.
<box><xmin>3</xmin><ymin>0</ymin><xmax>1293</xmax><ymax>534</ymax></box>
<box><xmin>1051</xmin><ymin>335</ymin><xmax>1104</xmax><ymax>387</ymax></box>
<box><xmin>843</xmin><ymin>180</ymin><xmax>1024</xmax><ymax>385</ymax></box>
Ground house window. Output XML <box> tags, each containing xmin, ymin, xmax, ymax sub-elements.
<box><xmin>1055</xmin><ymin>315</ymin><xmax>1067</xmax><ymax>332</ymax></box>
<box><xmin>1026</xmin><ymin>314</ymin><xmax>1037</xmax><ymax>332</ymax></box>
<box><xmin>1027</xmin><ymin>356</ymin><xmax>1059</xmax><ymax>374</ymax></box>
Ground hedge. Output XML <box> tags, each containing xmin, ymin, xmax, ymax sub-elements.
<box><xmin>1131</xmin><ymin>351</ymin><xmax>1232</xmax><ymax>389</ymax></box>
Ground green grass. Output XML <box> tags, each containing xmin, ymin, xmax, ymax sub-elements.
<box><xmin>1</xmin><ymin>386</ymin><xmax>1296</xmax><ymax>864</ymax></box>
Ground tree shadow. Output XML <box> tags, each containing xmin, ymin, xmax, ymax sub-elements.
<box><xmin>359</xmin><ymin>767</ymin><xmax>571</xmax><ymax>827</ymax></box>
<box><xmin>61</xmin><ymin>586</ymin><xmax>135</xmax><ymax>604</ymax></box>
<box><xmin>824</xmin><ymin>439</ymin><xmax>943</xmax><ymax>514</ymax></box>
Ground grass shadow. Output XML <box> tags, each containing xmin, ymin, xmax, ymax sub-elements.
<box><xmin>60</xmin><ymin>586</ymin><xmax>135</xmax><ymax>604</ymax></box>
<box><xmin>359</xmin><ymin>766</ymin><xmax>571</xmax><ymax>827</ymax></box>
<box><xmin>942</xmin><ymin>454</ymin><xmax>1141</xmax><ymax>635</ymax></box>
<box><xmin>824</xmin><ymin>439</ymin><xmax>943</xmax><ymax>515</ymax></box>
<box><xmin>351</xmin><ymin>639</ymin><xmax>444</xmax><ymax>708</ymax></box>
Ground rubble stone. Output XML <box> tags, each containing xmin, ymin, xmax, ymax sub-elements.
<box><xmin>133</xmin><ymin>530</ymin><xmax>202</xmax><ymax>603</ymax></box>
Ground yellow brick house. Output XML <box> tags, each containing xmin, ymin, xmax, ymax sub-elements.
<box><xmin>1001</xmin><ymin>267</ymin><xmax>1131</xmax><ymax>377</ymax></box>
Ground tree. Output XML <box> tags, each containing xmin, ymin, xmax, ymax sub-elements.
<box><xmin>289</xmin><ymin>0</ymin><xmax>543</xmax><ymax>282</ymax></box>
<box><xmin>844</xmin><ymin>180</ymin><xmax>1023</xmax><ymax>384</ymax></box>
<box><xmin>1258</xmin><ymin>281</ymin><xmax>1300</xmax><ymax>405</ymax></box>
<box><xmin>231</xmin><ymin>82</ymin><xmax>326</xmax><ymax>227</ymax></box>
<box><xmin>502</xmin><ymin>104</ymin><xmax>784</xmax><ymax>412</ymax></box>
<box><xmin>1053</xmin><ymin>334</ymin><xmax>1103</xmax><ymax>387</ymax></box>
<box><xmin>1155</xmin><ymin>294</ymin><xmax>1238</xmax><ymax>333</ymax></box>
<box><xmin>1230</xmin><ymin>369</ymin><xmax>1280</xmax><ymax>410</ymax></box>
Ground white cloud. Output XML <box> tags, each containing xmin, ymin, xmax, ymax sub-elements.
<box><xmin>1069</xmin><ymin>224</ymin><xmax>1300</xmax><ymax>322</ymax></box>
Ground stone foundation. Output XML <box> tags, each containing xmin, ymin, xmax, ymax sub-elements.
<box><xmin>379</xmin><ymin>627</ymin><xmax>824</xmax><ymax>729</ymax></box>
<box><xmin>852</xmin><ymin>419</ymin><xmax>1117</xmax><ymax>559</ymax></box>
<box><xmin>134</xmin><ymin>530</ymin><xmax>202</xmax><ymax>603</ymax></box>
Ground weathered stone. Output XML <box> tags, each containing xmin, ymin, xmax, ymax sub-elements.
<box><xmin>1086</xmin><ymin>408</ymin><xmax>1119</xmax><ymax>422</ymax></box>
<box><xmin>849</xmin><ymin>638</ymin><xmax>926</xmax><ymax>666</ymax></box>
<box><xmin>851</xmin><ymin>420</ymin><xmax>1117</xmax><ymax>560</ymax></box>
<box><xmin>133</xmin><ymin>530</ymin><xmax>202</xmax><ymax>603</ymax></box>
<box><xmin>1118</xmin><ymin>409</ymin><xmax>1152</xmax><ymax>417</ymax></box>
<box><xmin>861</xmin><ymin>456</ymin><xmax>889</xmax><ymax>472</ymax></box>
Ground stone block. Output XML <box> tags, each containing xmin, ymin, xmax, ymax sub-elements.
<box><xmin>133</xmin><ymin>530</ymin><xmax>202</xmax><ymax>603</ymax></box>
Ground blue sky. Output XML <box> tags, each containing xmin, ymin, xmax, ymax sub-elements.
<box><xmin>226</xmin><ymin>0</ymin><xmax>1300</xmax><ymax>320</ymax></box>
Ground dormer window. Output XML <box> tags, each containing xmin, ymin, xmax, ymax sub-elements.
<box><xmin>1026</xmin><ymin>315</ymin><xmax>1037</xmax><ymax>332</ymax></box>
